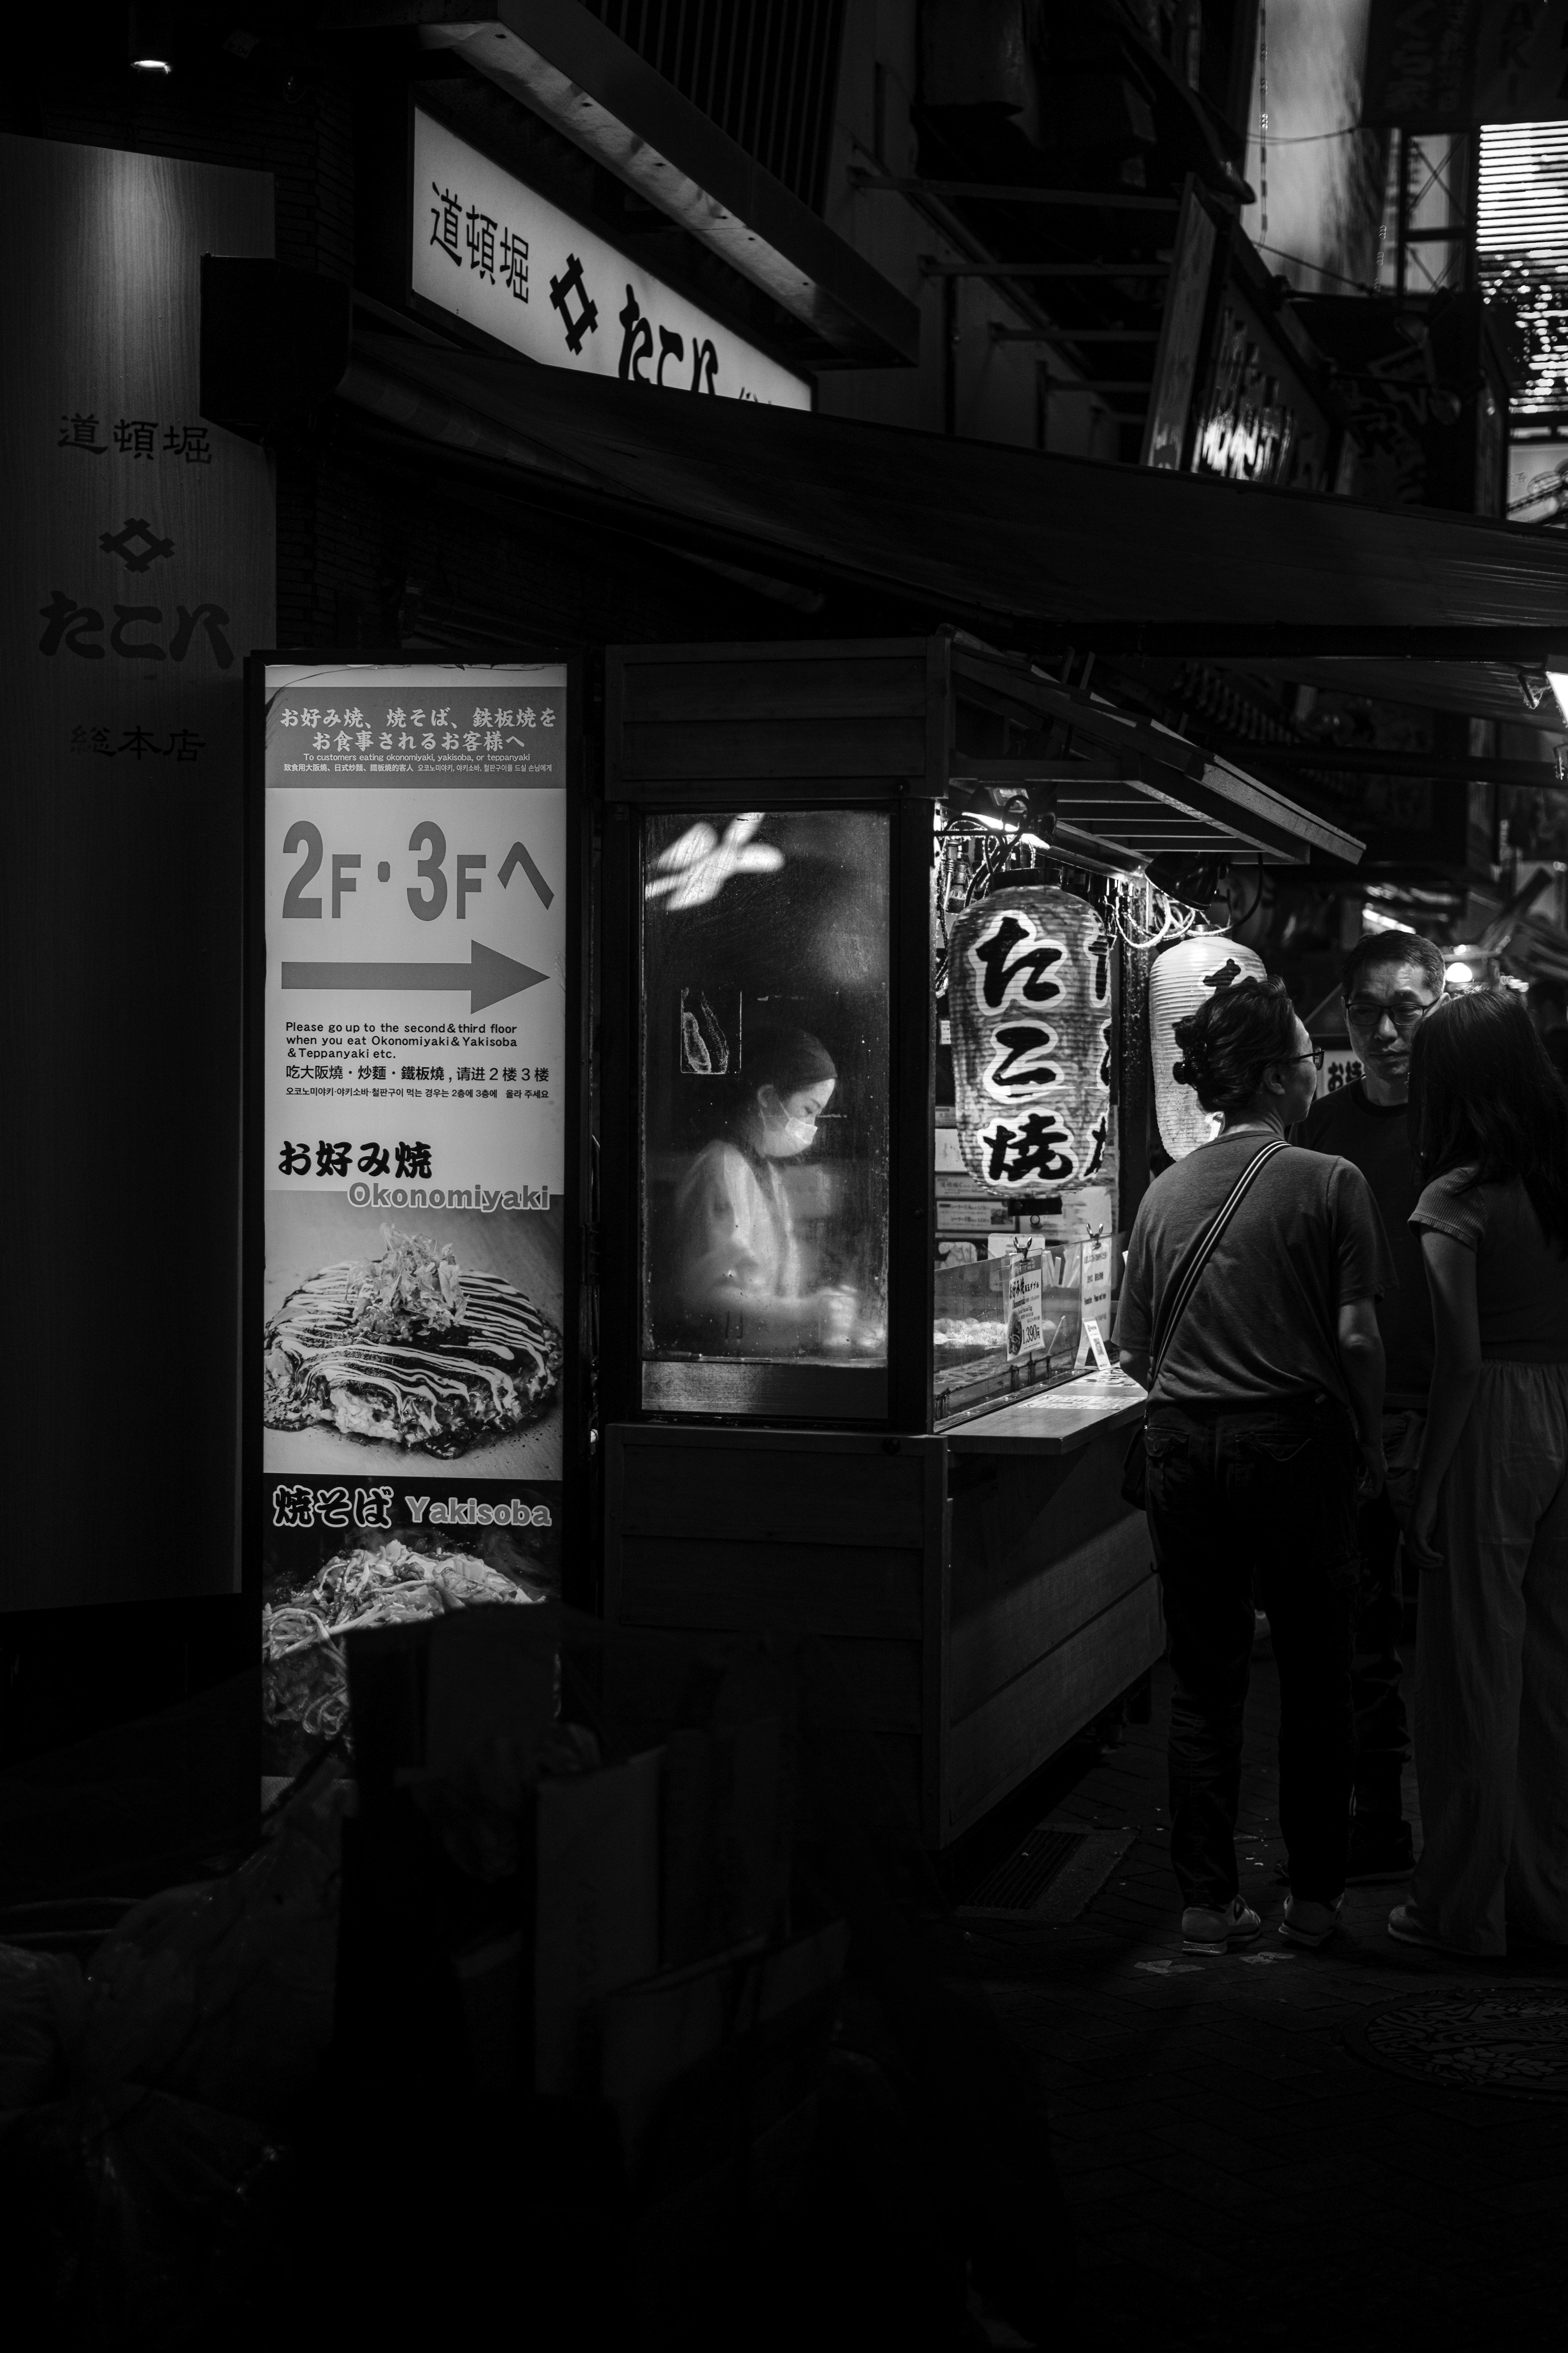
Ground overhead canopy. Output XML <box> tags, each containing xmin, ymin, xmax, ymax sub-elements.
<box><xmin>947</xmin><ymin>642</ymin><xmax>1364</xmax><ymax>867</ymax></box>
<box><xmin>1207</xmin><ymin>655</ymin><xmax>1561</xmax><ymax>733</ymax></box>
<box><xmin>340</xmin><ymin>327</ymin><xmax>1568</xmax><ymax>729</ymax></box>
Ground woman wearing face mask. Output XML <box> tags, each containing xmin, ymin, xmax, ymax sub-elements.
<box><xmin>667</xmin><ymin>1025</ymin><xmax>858</xmax><ymax>1354</ymax></box>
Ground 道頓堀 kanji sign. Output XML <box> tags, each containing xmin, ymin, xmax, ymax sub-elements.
<box><xmin>410</xmin><ymin>110</ymin><xmax>811</xmax><ymax>410</ymax></box>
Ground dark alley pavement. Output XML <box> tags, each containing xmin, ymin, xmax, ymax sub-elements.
<box><xmin>958</xmin><ymin>1651</ymin><xmax>1568</xmax><ymax>2351</ymax></box>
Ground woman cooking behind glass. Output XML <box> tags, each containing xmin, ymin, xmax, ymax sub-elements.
<box><xmin>664</xmin><ymin>1025</ymin><xmax>860</xmax><ymax>1355</ymax></box>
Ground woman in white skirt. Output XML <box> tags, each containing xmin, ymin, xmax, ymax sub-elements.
<box><xmin>1399</xmin><ymin>988</ymin><xmax>1568</xmax><ymax>1955</ymax></box>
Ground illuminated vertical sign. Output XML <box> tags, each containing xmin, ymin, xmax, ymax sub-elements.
<box><xmin>254</xmin><ymin>662</ymin><xmax>569</xmax><ymax>1755</ymax></box>
<box><xmin>3</xmin><ymin>132</ymin><xmax>273</xmax><ymax>1611</ymax></box>
<box><xmin>948</xmin><ymin>885</ymin><xmax>1116</xmax><ymax>1198</ymax></box>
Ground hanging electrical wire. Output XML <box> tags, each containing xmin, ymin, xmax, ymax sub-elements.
<box><xmin>1225</xmin><ymin>856</ymin><xmax>1267</xmax><ymax>934</ymax></box>
<box><xmin>1111</xmin><ymin>871</ymin><xmax>1192</xmax><ymax>952</ymax></box>
<box><xmin>1257</xmin><ymin>0</ymin><xmax>1269</xmax><ymax>242</ymax></box>
<box><xmin>934</xmin><ymin>819</ymin><xmax>1214</xmax><ymax>985</ymax></box>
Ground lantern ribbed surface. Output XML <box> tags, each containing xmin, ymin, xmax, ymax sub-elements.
<box><xmin>949</xmin><ymin>885</ymin><xmax>1115</xmax><ymax>1197</ymax></box>
<box><xmin>1149</xmin><ymin>933</ymin><xmax>1267</xmax><ymax>1160</ymax></box>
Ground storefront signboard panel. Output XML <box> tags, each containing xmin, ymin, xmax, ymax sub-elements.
<box><xmin>255</xmin><ymin>661</ymin><xmax>568</xmax><ymax>1766</ymax></box>
<box><xmin>2</xmin><ymin>133</ymin><xmax>274</xmax><ymax>1611</ymax></box>
<box><xmin>410</xmin><ymin>109</ymin><xmax>811</xmax><ymax>410</ymax></box>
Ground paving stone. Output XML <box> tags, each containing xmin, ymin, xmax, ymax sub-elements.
<box><xmin>960</xmin><ymin>1653</ymin><xmax>1568</xmax><ymax>2345</ymax></box>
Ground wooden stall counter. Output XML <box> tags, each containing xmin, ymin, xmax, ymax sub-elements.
<box><xmin>604</xmin><ymin>1381</ymin><xmax>1161</xmax><ymax>1847</ymax></box>
<box><xmin>941</xmin><ymin>1372</ymin><xmax>1158</xmax><ymax>1838</ymax></box>
<box><xmin>947</xmin><ymin>1369</ymin><xmax>1148</xmax><ymax>1455</ymax></box>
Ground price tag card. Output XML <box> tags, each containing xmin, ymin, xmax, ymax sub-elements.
<box><xmin>1006</xmin><ymin>1252</ymin><xmax>1046</xmax><ymax>1363</ymax></box>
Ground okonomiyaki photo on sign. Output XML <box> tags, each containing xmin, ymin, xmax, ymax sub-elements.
<box><xmin>262</xmin><ymin>1191</ymin><xmax>564</xmax><ymax>1480</ymax></box>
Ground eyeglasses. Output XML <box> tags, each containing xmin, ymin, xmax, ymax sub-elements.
<box><xmin>1344</xmin><ymin>995</ymin><xmax>1433</xmax><ymax>1034</ymax></box>
<box><xmin>1287</xmin><ymin>1047</ymin><xmax>1326</xmax><ymax>1070</ymax></box>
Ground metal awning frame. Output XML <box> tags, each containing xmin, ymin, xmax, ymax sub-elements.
<box><xmin>947</xmin><ymin>642</ymin><xmax>1365</xmax><ymax>868</ymax></box>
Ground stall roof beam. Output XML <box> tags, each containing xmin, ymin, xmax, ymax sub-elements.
<box><xmin>948</xmin><ymin>755</ymin><xmax>1321</xmax><ymax>861</ymax></box>
<box><xmin>1211</xmin><ymin>655</ymin><xmax>1567</xmax><ymax>731</ymax></box>
<box><xmin>947</xmin><ymin>649</ymin><xmax>1364</xmax><ymax>863</ymax></box>
<box><xmin>991</xmin><ymin>328</ymin><xmax>1161</xmax><ymax>342</ymax></box>
<box><xmin>1246</xmin><ymin>747</ymin><xmax>1567</xmax><ymax>785</ymax></box>
<box><xmin>357</xmin><ymin>0</ymin><xmax>920</xmax><ymax>367</ymax></box>
<box><xmin>1053</xmin><ymin>624</ymin><xmax>1568</xmax><ymax>663</ymax></box>
<box><xmin>919</xmin><ymin>260</ymin><xmax>1170</xmax><ymax>279</ymax></box>
<box><xmin>849</xmin><ymin>172</ymin><xmax>1178</xmax><ymax>212</ymax></box>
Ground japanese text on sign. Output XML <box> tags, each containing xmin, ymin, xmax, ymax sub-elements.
<box><xmin>410</xmin><ymin>109</ymin><xmax>811</xmax><ymax>410</ymax></box>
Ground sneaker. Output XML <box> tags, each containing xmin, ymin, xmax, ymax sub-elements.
<box><xmin>1279</xmin><ymin>1893</ymin><xmax>1343</xmax><ymax>1949</ymax></box>
<box><xmin>1387</xmin><ymin>1903</ymin><xmax>1472</xmax><ymax>1955</ymax></box>
<box><xmin>1182</xmin><ymin>1897</ymin><xmax>1263</xmax><ymax>1955</ymax></box>
<box><xmin>1346</xmin><ymin>1821</ymin><xmax>1414</xmax><ymax>1886</ymax></box>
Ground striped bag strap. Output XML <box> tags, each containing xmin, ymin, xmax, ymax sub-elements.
<box><xmin>1148</xmin><ymin>1138</ymin><xmax>1290</xmax><ymax>1387</ymax></box>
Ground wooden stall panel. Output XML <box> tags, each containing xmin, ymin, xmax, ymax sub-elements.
<box><xmin>616</xmin><ymin>1538</ymin><xmax>924</xmax><ymax>1638</ymax></box>
<box><xmin>948</xmin><ymin>1513</ymin><xmax>1152</xmax><ymax>1720</ymax></box>
<box><xmin>617</xmin><ymin>1440</ymin><xmax>928</xmax><ymax>1550</ymax></box>
<box><xmin>602</xmin><ymin>1629</ymin><xmax>924</xmax><ymax>1744</ymax></box>
<box><xmin>946</xmin><ymin>1575</ymin><xmax>1164</xmax><ymax>1839</ymax></box>
<box><xmin>620</xmin><ymin>655</ymin><xmax>931</xmax><ymax>727</ymax></box>
<box><xmin>948</xmin><ymin>1439</ymin><xmax>1135</xmax><ymax>1611</ymax></box>
<box><xmin>607</xmin><ymin>640</ymin><xmax>944</xmax><ymax>798</ymax></box>
<box><xmin>620</xmin><ymin>716</ymin><xmax>927</xmax><ymax>783</ymax></box>
<box><xmin>605</xmin><ymin>1426</ymin><xmax>947</xmax><ymax>1842</ymax></box>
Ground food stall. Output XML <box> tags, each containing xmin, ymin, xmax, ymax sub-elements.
<box><xmin>599</xmin><ymin>634</ymin><xmax>1362</xmax><ymax>1845</ymax></box>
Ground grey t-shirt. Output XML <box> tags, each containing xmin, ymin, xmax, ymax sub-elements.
<box><xmin>1114</xmin><ymin>1131</ymin><xmax>1390</xmax><ymax>1410</ymax></box>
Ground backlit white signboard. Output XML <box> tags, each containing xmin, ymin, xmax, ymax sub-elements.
<box><xmin>411</xmin><ymin>109</ymin><xmax>812</xmax><ymax>410</ymax></box>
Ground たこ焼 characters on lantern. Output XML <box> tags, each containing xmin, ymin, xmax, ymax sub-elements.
<box><xmin>949</xmin><ymin>885</ymin><xmax>1115</xmax><ymax>1196</ymax></box>
<box><xmin>1149</xmin><ymin>933</ymin><xmax>1267</xmax><ymax>1157</ymax></box>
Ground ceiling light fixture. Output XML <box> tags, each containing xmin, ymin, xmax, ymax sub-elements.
<box><xmin>127</xmin><ymin>4</ymin><xmax>175</xmax><ymax>72</ymax></box>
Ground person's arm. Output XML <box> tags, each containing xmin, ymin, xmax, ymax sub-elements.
<box><xmin>1336</xmin><ymin>1296</ymin><xmax>1387</xmax><ymax>1494</ymax></box>
<box><xmin>1325</xmin><ymin>1159</ymin><xmax>1388</xmax><ymax>1491</ymax></box>
<box><xmin>1407</xmin><ymin>1229</ymin><xmax>1481</xmax><ymax>1569</ymax></box>
<box><xmin>1110</xmin><ymin>1215</ymin><xmax>1151</xmax><ymax>1393</ymax></box>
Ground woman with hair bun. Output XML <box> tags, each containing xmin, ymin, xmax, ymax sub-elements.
<box><xmin>1115</xmin><ymin>975</ymin><xmax>1392</xmax><ymax>1956</ymax></box>
<box><xmin>663</xmin><ymin>1024</ymin><xmax>862</xmax><ymax>1355</ymax></box>
<box><xmin>1395</xmin><ymin>986</ymin><xmax>1568</xmax><ymax>1955</ymax></box>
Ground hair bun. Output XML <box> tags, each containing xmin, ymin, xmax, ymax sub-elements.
<box><xmin>1170</xmin><ymin>1014</ymin><xmax>1213</xmax><ymax>1088</ymax></box>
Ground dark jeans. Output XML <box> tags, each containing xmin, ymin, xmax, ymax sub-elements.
<box><xmin>1145</xmin><ymin>1398</ymin><xmax>1359</xmax><ymax>1909</ymax></box>
<box><xmin>1353</xmin><ymin>1485</ymin><xmax>1410</xmax><ymax>1825</ymax></box>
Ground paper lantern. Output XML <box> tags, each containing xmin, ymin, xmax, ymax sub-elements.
<box><xmin>949</xmin><ymin>885</ymin><xmax>1114</xmax><ymax>1198</ymax></box>
<box><xmin>1149</xmin><ymin>933</ymin><xmax>1267</xmax><ymax>1158</ymax></box>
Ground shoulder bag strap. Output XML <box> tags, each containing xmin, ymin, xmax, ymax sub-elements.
<box><xmin>1147</xmin><ymin>1139</ymin><xmax>1289</xmax><ymax>1392</ymax></box>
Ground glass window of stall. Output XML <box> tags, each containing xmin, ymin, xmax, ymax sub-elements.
<box><xmin>639</xmin><ymin>807</ymin><xmax>892</xmax><ymax>1420</ymax></box>
<box><xmin>931</xmin><ymin>815</ymin><xmax>1119</xmax><ymax>1426</ymax></box>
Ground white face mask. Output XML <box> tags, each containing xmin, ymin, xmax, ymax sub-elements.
<box><xmin>761</xmin><ymin>1111</ymin><xmax>818</xmax><ymax>1160</ymax></box>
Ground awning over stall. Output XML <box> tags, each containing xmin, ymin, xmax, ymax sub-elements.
<box><xmin>947</xmin><ymin>640</ymin><xmax>1364</xmax><ymax>867</ymax></box>
<box><xmin>340</xmin><ymin>326</ymin><xmax>1568</xmax><ymax>727</ymax></box>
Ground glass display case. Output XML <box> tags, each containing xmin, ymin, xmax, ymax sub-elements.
<box><xmin>603</xmin><ymin>643</ymin><xmax>1126</xmax><ymax>1436</ymax></box>
<box><xmin>638</xmin><ymin>807</ymin><xmax>891</xmax><ymax>1417</ymax></box>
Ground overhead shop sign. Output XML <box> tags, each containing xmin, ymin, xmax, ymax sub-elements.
<box><xmin>410</xmin><ymin>108</ymin><xmax>811</xmax><ymax>410</ymax></box>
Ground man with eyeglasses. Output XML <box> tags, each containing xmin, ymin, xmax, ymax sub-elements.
<box><xmin>1296</xmin><ymin>930</ymin><xmax>1445</xmax><ymax>1886</ymax></box>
